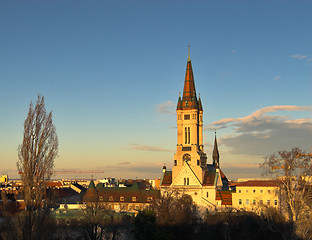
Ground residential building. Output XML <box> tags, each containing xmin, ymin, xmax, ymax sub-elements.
<box><xmin>83</xmin><ymin>180</ymin><xmax>159</xmax><ymax>213</ymax></box>
<box><xmin>232</xmin><ymin>180</ymin><xmax>279</xmax><ymax>212</ymax></box>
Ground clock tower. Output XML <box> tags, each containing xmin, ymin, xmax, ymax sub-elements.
<box><xmin>172</xmin><ymin>48</ymin><xmax>207</xmax><ymax>183</ymax></box>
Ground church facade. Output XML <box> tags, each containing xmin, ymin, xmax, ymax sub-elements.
<box><xmin>160</xmin><ymin>51</ymin><xmax>230</xmax><ymax>210</ymax></box>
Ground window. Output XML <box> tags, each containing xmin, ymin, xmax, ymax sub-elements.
<box><xmin>267</xmin><ymin>200</ymin><xmax>270</xmax><ymax>205</ymax></box>
<box><xmin>238</xmin><ymin>190</ymin><xmax>241</xmax><ymax>193</ymax></box>
<box><xmin>120</xmin><ymin>196</ymin><xmax>125</xmax><ymax>201</ymax></box>
<box><xmin>99</xmin><ymin>196</ymin><xmax>103</xmax><ymax>201</ymax></box>
<box><xmin>206</xmin><ymin>192</ymin><xmax>209</xmax><ymax>198</ymax></box>
<box><xmin>132</xmin><ymin>197</ymin><xmax>137</xmax><ymax>202</ymax></box>
<box><xmin>183</xmin><ymin>178</ymin><xmax>190</xmax><ymax>185</ymax></box>
<box><xmin>174</xmin><ymin>160</ymin><xmax>177</xmax><ymax>166</ymax></box>
<box><xmin>135</xmin><ymin>205</ymin><xmax>140</xmax><ymax>210</ymax></box>
<box><xmin>184</xmin><ymin>114</ymin><xmax>190</xmax><ymax>120</ymax></box>
<box><xmin>253</xmin><ymin>199</ymin><xmax>256</xmax><ymax>205</ymax></box>
<box><xmin>268</xmin><ymin>190</ymin><xmax>271</xmax><ymax>193</ymax></box>
<box><xmin>274</xmin><ymin>200</ymin><xmax>278</xmax><ymax>206</ymax></box>
<box><xmin>246</xmin><ymin>190</ymin><xmax>248</xmax><ymax>193</ymax></box>
<box><xmin>253</xmin><ymin>190</ymin><xmax>256</xmax><ymax>193</ymax></box>
<box><xmin>260</xmin><ymin>190</ymin><xmax>263</xmax><ymax>193</ymax></box>
<box><xmin>109</xmin><ymin>196</ymin><xmax>114</xmax><ymax>201</ymax></box>
<box><xmin>239</xmin><ymin>199</ymin><xmax>242</xmax><ymax>205</ymax></box>
<box><xmin>197</xmin><ymin>160</ymin><xmax>199</xmax><ymax>165</ymax></box>
<box><xmin>259</xmin><ymin>199</ymin><xmax>263</xmax><ymax>205</ymax></box>
<box><xmin>246</xmin><ymin>199</ymin><xmax>249</xmax><ymax>205</ymax></box>
<box><xmin>184</xmin><ymin>127</ymin><xmax>191</xmax><ymax>144</ymax></box>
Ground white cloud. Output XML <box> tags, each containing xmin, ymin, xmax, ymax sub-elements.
<box><xmin>209</xmin><ymin>105</ymin><xmax>312</xmax><ymax>156</ymax></box>
<box><xmin>274</xmin><ymin>76</ymin><xmax>280</xmax><ymax>81</ymax></box>
<box><xmin>232</xmin><ymin>50</ymin><xmax>236</xmax><ymax>54</ymax></box>
<box><xmin>290</xmin><ymin>54</ymin><xmax>308</xmax><ymax>60</ymax></box>
<box><xmin>155</xmin><ymin>100</ymin><xmax>175</xmax><ymax>114</ymax></box>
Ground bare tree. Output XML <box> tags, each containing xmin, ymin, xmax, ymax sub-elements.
<box><xmin>17</xmin><ymin>95</ymin><xmax>58</xmax><ymax>240</ymax></box>
<box><xmin>154</xmin><ymin>190</ymin><xmax>197</xmax><ymax>226</ymax></box>
<box><xmin>261</xmin><ymin>147</ymin><xmax>312</xmax><ymax>239</ymax></box>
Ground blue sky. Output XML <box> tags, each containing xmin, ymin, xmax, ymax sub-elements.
<box><xmin>1</xmin><ymin>0</ymin><xmax>311</xmax><ymax>180</ymax></box>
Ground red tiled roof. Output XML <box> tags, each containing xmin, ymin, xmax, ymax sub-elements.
<box><xmin>216</xmin><ymin>190</ymin><xmax>232</xmax><ymax>205</ymax></box>
<box><xmin>202</xmin><ymin>171</ymin><xmax>216</xmax><ymax>186</ymax></box>
<box><xmin>161</xmin><ymin>171</ymin><xmax>172</xmax><ymax>186</ymax></box>
<box><xmin>47</xmin><ymin>181</ymin><xmax>62</xmax><ymax>187</ymax></box>
<box><xmin>234</xmin><ymin>180</ymin><xmax>279</xmax><ymax>187</ymax></box>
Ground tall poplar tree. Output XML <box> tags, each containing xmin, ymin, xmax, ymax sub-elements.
<box><xmin>17</xmin><ymin>95</ymin><xmax>58</xmax><ymax>240</ymax></box>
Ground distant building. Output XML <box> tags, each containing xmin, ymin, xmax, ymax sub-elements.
<box><xmin>0</xmin><ymin>175</ymin><xmax>8</xmax><ymax>183</ymax></box>
<box><xmin>160</xmin><ymin>50</ymin><xmax>230</xmax><ymax>211</ymax></box>
<box><xmin>83</xmin><ymin>180</ymin><xmax>160</xmax><ymax>213</ymax></box>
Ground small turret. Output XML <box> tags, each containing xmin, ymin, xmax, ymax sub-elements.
<box><xmin>163</xmin><ymin>164</ymin><xmax>167</xmax><ymax>173</ymax></box>
<box><xmin>213</xmin><ymin>132</ymin><xmax>220</xmax><ymax>168</ymax></box>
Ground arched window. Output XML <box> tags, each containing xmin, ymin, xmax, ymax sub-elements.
<box><xmin>174</xmin><ymin>160</ymin><xmax>177</xmax><ymax>166</ymax></box>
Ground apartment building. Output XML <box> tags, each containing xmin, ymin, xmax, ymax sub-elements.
<box><xmin>232</xmin><ymin>180</ymin><xmax>279</xmax><ymax>211</ymax></box>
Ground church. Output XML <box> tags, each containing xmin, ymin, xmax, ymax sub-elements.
<box><xmin>160</xmin><ymin>50</ymin><xmax>231</xmax><ymax>210</ymax></box>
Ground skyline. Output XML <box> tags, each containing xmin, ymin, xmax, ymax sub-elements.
<box><xmin>0</xmin><ymin>0</ymin><xmax>311</xmax><ymax>180</ymax></box>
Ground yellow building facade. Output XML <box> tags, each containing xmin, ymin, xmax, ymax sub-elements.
<box><xmin>232</xmin><ymin>180</ymin><xmax>279</xmax><ymax>211</ymax></box>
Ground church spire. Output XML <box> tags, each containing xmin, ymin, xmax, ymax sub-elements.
<box><xmin>180</xmin><ymin>46</ymin><xmax>198</xmax><ymax>110</ymax></box>
<box><xmin>213</xmin><ymin>132</ymin><xmax>220</xmax><ymax>168</ymax></box>
<box><xmin>187</xmin><ymin>44</ymin><xmax>191</xmax><ymax>62</ymax></box>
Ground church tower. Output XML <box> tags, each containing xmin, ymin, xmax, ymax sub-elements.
<box><xmin>172</xmin><ymin>48</ymin><xmax>207</xmax><ymax>183</ymax></box>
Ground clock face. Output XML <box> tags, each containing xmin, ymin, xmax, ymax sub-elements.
<box><xmin>183</xmin><ymin>154</ymin><xmax>191</xmax><ymax>162</ymax></box>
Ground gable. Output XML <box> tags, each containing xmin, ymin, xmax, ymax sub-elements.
<box><xmin>171</xmin><ymin>162</ymin><xmax>202</xmax><ymax>187</ymax></box>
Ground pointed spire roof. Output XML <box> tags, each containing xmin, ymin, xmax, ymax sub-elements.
<box><xmin>182</xmin><ymin>54</ymin><xmax>197</xmax><ymax>102</ymax></box>
<box><xmin>198</xmin><ymin>93</ymin><xmax>203</xmax><ymax>111</ymax></box>
<box><xmin>177</xmin><ymin>92</ymin><xmax>183</xmax><ymax>110</ymax></box>
<box><xmin>213</xmin><ymin>132</ymin><xmax>220</xmax><ymax>168</ymax></box>
<box><xmin>88</xmin><ymin>179</ymin><xmax>96</xmax><ymax>189</ymax></box>
<box><xmin>83</xmin><ymin>179</ymin><xmax>98</xmax><ymax>202</ymax></box>
<box><xmin>177</xmin><ymin>46</ymin><xmax>201</xmax><ymax>111</ymax></box>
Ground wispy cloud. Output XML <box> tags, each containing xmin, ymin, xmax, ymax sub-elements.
<box><xmin>211</xmin><ymin>106</ymin><xmax>312</xmax><ymax>127</ymax></box>
<box><xmin>118</xmin><ymin>161</ymin><xmax>131</xmax><ymax>165</ymax></box>
<box><xmin>95</xmin><ymin>162</ymin><xmax>165</xmax><ymax>178</ymax></box>
<box><xmin>128</xmin><ymin>143</ymin><xmax>173</xmax><ymax>152</ymax></box>
<box><xmin>274</xmin><ymin>76</ymin><xmax>280</xmax><ymax>81</ymax></box>
<box><xmin>155</xmin><ymin>100</ymin><xmax>175</xmax><ymax>114</ymax></box>
<box><xmin>222</xmin><ymin>163</ymin><xmax>260</xmax><ymax>169</ymax></box>
<box><xmin>209</xmin><ymin>105</ymin><xmax>312</xmax><ymax>156</ymax></box>
<box><xmin>232</xmin><ymin>50</ymin><xmax>236</xmax><ymax>54</ymax></box>
<box><xmin>290</xmin><ymin>54</ymin><xmax>308</xmax><ymax>60</ymax></box>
